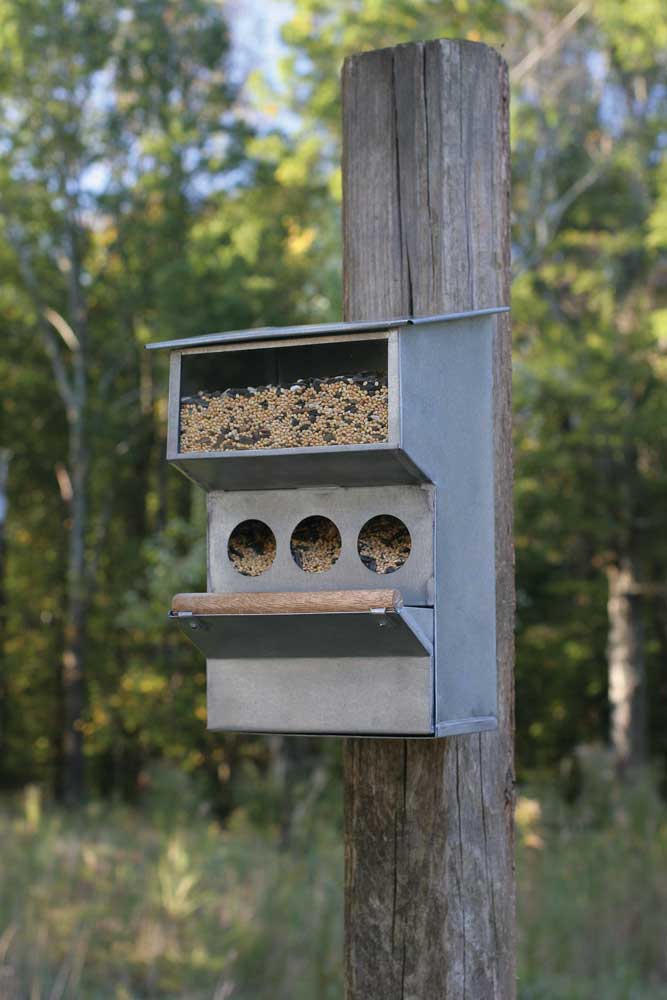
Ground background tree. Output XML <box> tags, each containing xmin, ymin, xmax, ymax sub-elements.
<box><xmin>512</xmin><ymin>1</ymin><xmax>667</xmax><ymax>774</ymax></box>
<box><xmin>0</xmin><ymin>0</ymin><xmax>341</xmax><ymax>803</ymax></box>
<box><xmin>266</xmin><ymin>0</ymin><xmax>667</xmax><ymax>775</ymax></box>
<box><xmin>1</xmin><ymin>0</ymin><xmax>666</xmax><ymax>801</ymax></box>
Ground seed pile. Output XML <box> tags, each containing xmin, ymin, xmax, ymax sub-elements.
<box><xmin>358</xmin><ymin>515</ymin><xmax>411</xmax><ymax>575</ymax></box>
<box><xmin>179</xmin><ymin>373</ymin><xmax>389</xmax><ymax>452</ymax></box>
<box><xmin>226</xmin><ymin>514</ymin><xmax>411</xmax><ymax>577</ymax></box>
<box><xmin>290</xmin><ymin>516</ymin><xmax>341</xmax><ymax>574</ymax></box>
<box><xmin>228</xmin><ymin>520</ymin><xmax>276</xmax><ymax>577</ymax></box>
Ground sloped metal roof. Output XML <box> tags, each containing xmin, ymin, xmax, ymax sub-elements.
<box><xmin>145</xmin><ymin>306</ymin><xmax>509</xmax><ymax>351</ymax></box>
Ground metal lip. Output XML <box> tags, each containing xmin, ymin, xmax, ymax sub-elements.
<box><xmin>145</xmin><ymin>306</ymin><xmax>509</xmax><ymax>352</ymax></box>
<box><xmin>168</xmin><ymin>609</ymin><xmax>399</xmax><ymax>619</ymax></box>
<box><xmin>171</xmin><ymin>606</ymin><xmax>433</xmax><ymax>659</ymax></box>
<box><xmin>435</xmin><ymin>716</ymin><xmax>497</xmax><ymax>737</ymax></box>
<box><xmin>169</xmin><ymin>439</ymin><xmax>399</xmax><ymax>461</ymax></box>
<box><xmin>207</xmin><ymin>726</ymin><xmax>438</xmax><ymax>738</ymax></box>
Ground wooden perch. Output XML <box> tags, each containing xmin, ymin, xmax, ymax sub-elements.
<box><xmin>171</xmin><ymin>589</ymin><xmax>403</xmax><ymax>616</ymax></box>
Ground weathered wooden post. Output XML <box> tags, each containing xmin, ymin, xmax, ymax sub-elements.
<box><xmin>342</xmin><ymin>40</ymin><xmax>514</xmax><ymax>999</ymax></box>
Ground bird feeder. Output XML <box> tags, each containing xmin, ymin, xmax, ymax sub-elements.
<box><xmin>147</xmin><ymin>307</ymin><xmax>508</xmax><ymax>737</ymax></box>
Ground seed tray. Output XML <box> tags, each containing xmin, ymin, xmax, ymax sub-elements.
<box><xmin>179</xmin><ymin>372</ymin><xmax>389</xmax><ymax>454</ymax></box>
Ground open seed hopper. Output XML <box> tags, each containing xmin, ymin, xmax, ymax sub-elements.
<box><xmin>147</xmin><ymin>307</ymin><xmax>508</xmax><ymax>737</ymax></box>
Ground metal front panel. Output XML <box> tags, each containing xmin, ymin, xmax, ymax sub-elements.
<box><xmin>386</xmin><ymin>330</ymin><xmax>400</xmax><ymax>444</ymax></box>
<box><xmin>166</xmin><ymin>353</ymin><xmax>181</xmax><ymax>459</ymax></box>
<box><xmin>207</xmin><ymin>485</ymin><xmax>435</xmax><ymax>607</ymax></box>
<box><xmin>398</xmin><ymin>316</ymin><xmax>497</xmax><ymax>726</ymax></box>
<box><xmin>206</xmin><ymin>654</ymin><xmax>433</xmax><ymax>735</ymax></box>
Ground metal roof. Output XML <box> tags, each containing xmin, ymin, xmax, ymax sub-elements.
<box><xmin>145</xmin><ymin>306</ymin><xmax>509</xmax><ymax>351</ymax></box>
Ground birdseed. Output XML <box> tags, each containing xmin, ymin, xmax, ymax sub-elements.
<box><xmin>290</xmin><ymin>516</ymin><xmax>341</xmax><ymax>573</ymax></box>
<box><xmin>228</xmin><ymin>520</ymin><xmax>276</xmax><ymax>577</ymax></box>
<box><xmin>179</xmin><ymin>372</ymin><xmax>389</xmax><ymax>452</ymax></box>
<box><xmin>358</xmin><ymin>515</ymin><xmax>411</xmax><ymax>574</ymax></box>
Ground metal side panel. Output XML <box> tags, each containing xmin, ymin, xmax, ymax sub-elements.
<box><xmin>399</xmin><ymin>317</ymin><xmax>498</xmax><ymax>726</ymax></box>
<box><xmin>206</xmin><ymin>655</ymin><xmax>433</xmax><ymax>735</ymax></box>
<box><xmin>171</xmin><ymin>608</ymin><xmax>433</xmax><ymax>659</ymax></box>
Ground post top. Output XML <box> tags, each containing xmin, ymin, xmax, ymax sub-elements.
<box><xmin>145</xmin><ymin>306</ymin><xmax>508</xmax><ymax>352</ymax></box>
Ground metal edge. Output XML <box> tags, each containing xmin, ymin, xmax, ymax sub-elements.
<box><xmin>396</xmin><ymin>607</ymin><xmax>434</xmax><ymax>656</ymax></box>
<box><xmin>169</xmin><ymin>606</ymin><xmax>433</xmax><ymax>657</ymax></box>
<box><xmin>169</xmin><ymin>439</ymin><xmax>403</xmax><ymax>462</ymax></box>
<box><xmin>168</xmin><ymin>609</ymin><xmax>399</xmax><ymax>620</ymax></box>
<box><xmin>167</xmin><ymin>449</ymin><xmax>431</xmax><ymax>492</ymax></box>
<box><xmin>166</xmin><ymin>353</ymin><xmax>181</xmax><ymax>457</ymax></box>
<box><xmin>205</xmin><ymin>721</ymin><xmax>497</xmax><ymax>738</ymax></box>
<box><xmin>207</xmin><ymin>726</ymin><xmax>438</xmax><ymax>738</ymax></box>
<box><xmin>408</xmin><ymin>306</ymin><xmax>510</xmax><ymax>325</ymax></box>
<box><xmin>146</xmin><ymin>319</ymin><xmax>406</xmax><ymax>351</ymax></box>
<box><xmin>434</xmin><ymin>716</ymin><xmax>498</xmax><ymax>737</ymax></box>
<box><xmin>145</xmin><ymin>307</ymin><xmax>510</xmax><ymax>351</ymax></box>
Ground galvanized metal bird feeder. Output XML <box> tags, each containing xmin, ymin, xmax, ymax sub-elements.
<box><xmin>147</xmin><ymin>306</ymin><xmax>508</xmax><ymax>737</ymax></box>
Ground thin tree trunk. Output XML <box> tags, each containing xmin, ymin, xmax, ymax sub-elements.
<box><xmin>0</xmin><ymin>449</ymin><xmax>11</xmax><ymax>761</ymax></box>
<box><xmin>62</xmin><ymin>405</ymin><xmax>88</xmax><ymax>804</ymax></box>
<box><xmin>342</xmin><ymin>40</ymin><xmax>515</xmax><ymax>998</ymax></box>
<box><xmin>268</xmin><ymin>735</ymin><xmax>313</xmax><ymax>848</ymax></box>
<box><xmin>61</xmin><ymin>219</ymin><xmax>89</xmax><ymax>805</ymax></box>
<box><xmin>607</xmin><ymin>554</ymin><xmax>647</xmax><ymax>773</ymax></box>
<box><xmin>2</xmin><ymin>211</ymin><xmax>91</xmax><ymax>803</ymax></box>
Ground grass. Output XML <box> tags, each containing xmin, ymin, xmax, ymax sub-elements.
<box><xmin>517</xmin><ymin>748</ymin><xmax>667</xmax><ymax>999</ymax></box>
<box><xmin>1</xmin><ymin>751</ymin><xmax>666</xmax><ymax>998</ymax></box>
<box><xmin>0</xmin><ymin>770</ymin><xmax>342</xmax><ymax>999</ymax></box>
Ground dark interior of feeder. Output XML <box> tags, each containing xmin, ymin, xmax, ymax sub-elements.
<box><xmin>180</xmin><ymin>338</ymin><xmax>388</xmax><ymax>397</ymax></box>
<box><xmin>227</xmin><ymin>519</ymin><xmax>276</xmax><ymax>577</ymax></box>
<box><xmin>358</xmin><ymin>515</ymin><xmax>411</xmax><ymax>574</ymax></box>
<box><xmin>290</xmin><ymin>515</ymin><xmax>342</xmax><ymax>573</ymax></box>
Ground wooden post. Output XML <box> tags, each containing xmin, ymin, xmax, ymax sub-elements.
<box><xmin>342</xmin><ymin>40</ymin><xmax>515</xmax><ymax>999</ymax></box>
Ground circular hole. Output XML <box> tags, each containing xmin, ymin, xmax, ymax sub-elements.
<box><xmin>290</xmin><ymin>516</ymin><xmax>342</xmax><ymax>574</ymax></box>
<box><xmin>357</xmin><ymin>515</ymin><xmax>411</xmax><ymax>574</ymax></box>
<box><xmin>228</xmin><ymin>520</ymin><xmax>276</xmax><ymax>577</ymax></box>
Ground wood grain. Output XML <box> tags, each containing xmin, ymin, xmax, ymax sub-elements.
<box><xmin>342</xmin><ymin>40</ymin><xmax>515</xmax><ymax>999</ymax></box>
<box><xmin>172</xmin><ymin>589</ymin><xmax>403</xmax><ymax>615</ymax></box>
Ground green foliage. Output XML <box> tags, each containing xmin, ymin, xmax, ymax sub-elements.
<box><xmin>0</xmin><ymin>781</ymin><xmax>342</xmax><ymax>998</ymax></box>
<box><xmin>0</xmin><ymin>0</ymin><xmax>339</xmax><ymax>798</ymax></box>
<box><xmin>1</xmin><ymin>0</ymin><xmax>667</xmax><ymax>796</ymax></box>
<box><xmin>2</xmin><ymin>769</ymin><xmax>667</xmax><ymax>996</ymax></box>
<box><xmin>517</xmin><ymin>752</ymin><xmax>667</xmax><ymax>998</ymax></box>
<box><xmin>245</xmin><ymin>0</ymin><xmax>667</xmax><ymax>773</ymax></box>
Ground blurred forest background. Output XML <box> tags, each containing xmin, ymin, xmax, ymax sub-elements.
<box><xmin>1</xmin><ymin>0</ymin><xmax>667</xmax><ymax>997</ymax></box>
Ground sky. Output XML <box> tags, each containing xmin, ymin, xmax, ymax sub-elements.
<box><xmin>228</xmin><ymin>0</ymin><xmax>292</xmax><ymax>89</ymax></box>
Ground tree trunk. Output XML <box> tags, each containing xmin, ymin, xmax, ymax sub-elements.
<box><xmin>0</xmin><ymin>449</ymin><xmax>11</xmax><ymax>761</ymax></box>
<box><xmin>607</xmin><ymin>555</ymin><xmax>647</xmax><ymax>773</ymax></box>
<box><xmin>342</xmin><ymin>40</ymin><xmax>515</xmax><ymax>998</ymax></box>
<box><xmin>61</xmin><ymin>411</ymin><xmax>88</xmax><ymax>803</ymax></box>
<box><xmin>61</xmin><ymin>223</ymin><xmax>89</xmax><ymax>806</ymax></box>
<box><xmin>2</xmin><ymin>214</ymin><xmax>91</xmax><ymax>803</ymax></box>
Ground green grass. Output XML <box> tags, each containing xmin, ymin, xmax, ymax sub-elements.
<box><xmin>0</xmin><ymin>776</ymin><xmax>342</xmax><ymax>999</ymax></box>
<box><xmin>517</xmin><ymin>751</ymin><xmax>667</xmax><ymax>1000</ymax></box>
<box><xmin>1</xmin><ymin>754</ymin><xmax>667</xmax><ymax>998</ymax></box>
